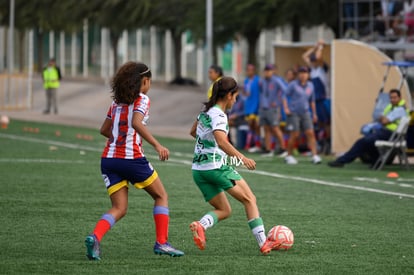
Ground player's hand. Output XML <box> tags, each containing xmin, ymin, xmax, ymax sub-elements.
<box><xmin>312</xmin><ymin>113</ymin><xmax>318</xmax><ymax>123</ymax></box>
<box><xmin>156</xmin><ymin>145</ymin><xmax>169</xmax><ymax>161</ymax></box>
<box><xmin>285</xmin><ymin>108</ymin><xmax>291</xmax><ymax>115</ymax></box>
<box><xmin>243</xmin><ymin>157</ymin><xmax>256</xmax><ymax>170</ymax></box>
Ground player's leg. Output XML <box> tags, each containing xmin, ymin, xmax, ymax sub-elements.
<box><xmin>85</xmin><ymin>185</ymin><xmax>128</xmax><ymax>260</ymax></box>
<box><xmin>191</xmin><ymin>167</ymin><xmax>239</xmax><ymax>250</ymax></box>
<box><xmin>272</xmin><ymin>126</ymin><xmax>286</xmax><ymax>151</ymax></box>
<box><xmin>226</xmin><ymin>179</ymin><xmax>278</xmax><ymax>254</ymax></box>
<box><xmin>143</xmin><ymin>177</ymin><xmax>168</xmax><ymax>244</ymax></box>
<box><xmin>44</xmin><ymin>88</ymin><xmax>51</xmax><ymax>114</ymax></box>
<box><xmin>270</xmin><ymin>108</ymin><xmax>286</xmax><ymax>154</ymax></box>
<box><xmin>263</xmin><ymin>125</ymin><xmax>272</xmax><ymax>152</ymax></box>
<box><xmin>302</xmin><ymin>113</ymin><xmax>321</xmax><ymax>164</ymax></box>
<box><xmin>143</xmin><ymin>176</ymin><xmax>184</xmax><ymax>256</ymax></box>
<box><xmin>285</xmin><ymin>114</ymin><xmax>299</xmax><ymax>164</ymax></box>
<box><xmin>51</xmin><ymin>88</ymin><xmax>58</xmax><ymax>114</ymax></box>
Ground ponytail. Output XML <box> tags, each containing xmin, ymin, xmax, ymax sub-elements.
<box><xmin>203</xmin><ymin>77</ymin><xmax>238</xmax><ymax>112</ymax></box>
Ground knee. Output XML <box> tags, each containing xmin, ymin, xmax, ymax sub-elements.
<box><xmin>114</xmin><ymin>205</ymin><xmax>128</xmax><ymax>219</ymax></box>
<box><xmin>154</xmin><ymin>189</ymin><xmax>168</xmax><ymax>202</ymax></box>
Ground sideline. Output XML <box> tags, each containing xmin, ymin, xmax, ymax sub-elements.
<box><xmin>0</xmin><ymin>158</ymin><xmax>86</xmax><ymax>164</ymax></box>
<box><xmin>1</xmin><ymin>132</ymin><xmax>413</xmax><ymax>199</ymax></box>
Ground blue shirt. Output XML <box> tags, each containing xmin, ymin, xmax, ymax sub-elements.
<box><xmin>284</xmin><ymin>79</ymin><xmax>315</xmax><ymax>115</ymax></box>
<box><xmin>243</xmin><ymin>75</ymin><xmax>260</xmax><ymax>115</ymax></box>
<box><xmin>259</xmin><ymin>76</ymin><xmax>285</xmax><ymax>109</ymax></box>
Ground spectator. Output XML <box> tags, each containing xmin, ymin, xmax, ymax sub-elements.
<box><xmin>284</xmin><ymin>68</ymin><xmax>297</xmax><ymax>84</ymax></box>
<box><xmin>303</xmin><ymin>40</ymin><xmax>331</xmax><ymax>155</ymax></box>
<box><xmin>42</xmin><ymin>58</ymin><xmax>62</xmax><ymax>114</ymax></box>
<box><xmin>258</xmin><ymin>64</ymin><xmax>286</xmax><ymax>157</ymax></box>
<box><xmin>404</xmin><ymin>0</ymin><xmax>414</xmax><ymax>36</ymax></box>
<box><xmin>207</xmin><ymin>65</ymin><xmax>223</xmax><ymax>99</ymax></box>
<box><xmin>228</xmin><ymin>91</ymin><xmax>247</xmax><ymax>149</ymax></box>
<box><xmin>282</xmin><ymin>66</ymin><xmax>321</xmax><ymax>165</ymax></box>
<box><xmin>328</xmin><ymin>89</ymin><xmax>408</xmax><ymax>168</ymax></box>
<box><xmin>242</xmin><ymin>64</ymin><xmax>261</xmax><ymax>152</ymax></box>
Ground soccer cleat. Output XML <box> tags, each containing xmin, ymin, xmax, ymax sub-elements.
<box><xmin>260</xmin><ymin>238</ymin><xmax>281</xmax><ymax>255</ymax></box>
<box><xmin>312</xmin><ymin>155</ymin><xmax>322</xmax><ymax>164</ymax></box>
<box><xmin>285</xmin><ymin>155</ymin><xmax>298</xmax><ymax>165</ymax></box>
<box><xmin>248</xmin><ymin>146</ymin><xmax>261</xmax><ymax>153</ymax></box>
<box><xmin>153</xmin><ymin>242</ymin><xmax>184</xmax><ymax>257</ymax></box>
<box><xmin>261</xmin><ymin>150</ymin><xmax>274</xmax><ymax>157</ymax></box>
<box><xmin>328</xmin><ymin>160</ymin><xmax>344</xmax><ymax>168</ymax></box>
<box><xmin>85</xmin><ymin>234</ymin><xmax>101</xmax><ymax>260</ymax></box>
<box><xmin>276</xmin><ymin>149</ymin><xmax>288</xmax><ymax>158</ymax></box>
<box><xmin>190</xmin><ymin>221</ymin><xmax>206</xmax><ymax>250</ymax></box>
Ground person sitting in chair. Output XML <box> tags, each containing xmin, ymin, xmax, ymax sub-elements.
<box><xmin>328</xmin><ymin>89</ymin><xmax>407</xmax><ymax>168</ymax></box>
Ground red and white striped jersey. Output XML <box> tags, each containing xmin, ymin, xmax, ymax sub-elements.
<box><xmin>102</xmin><ymin>93</ymin><xmax>150</xmax><ymax>159</ymax></box>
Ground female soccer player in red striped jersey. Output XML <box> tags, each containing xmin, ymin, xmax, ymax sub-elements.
<box><xmin>85</xmin><ymin>62</ymin><xmax>184</xmax><ymax>260</ymax></box>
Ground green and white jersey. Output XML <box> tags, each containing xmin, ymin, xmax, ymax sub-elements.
<box><xmin>192</xmin><ymin>106</ymin><xmax>229</xmax><ymax>170</ymax></box>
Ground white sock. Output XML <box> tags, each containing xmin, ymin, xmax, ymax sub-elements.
<box><xmin>252</xmin><ymin>225</ymin><xmax>267</xmax><ymax>248</ymax></box>
<box><xmin>199</xmin><ymin>214</ymin><xmax>215</xmax><ymax>230</ymax></box>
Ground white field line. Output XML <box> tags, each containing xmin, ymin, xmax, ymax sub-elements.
<box><xmin>353</xmin><ymin>177</ymin><xmax>413</xmax><ymax>189</ymax></box>
<box><xmin>0</xmin><ymin>158</ymin><xmax>85</xmax><ymax>164</ymax></box>
<box><xmin>1</xmin><ymin>133</ymin><xmax>414</xmax><ymax>199</ymax></box>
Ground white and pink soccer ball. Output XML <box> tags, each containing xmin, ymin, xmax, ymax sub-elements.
<box><xmin>267</xmin><ymin>225</ymin><xmax>294</xmax><ymax>250</ymax></box>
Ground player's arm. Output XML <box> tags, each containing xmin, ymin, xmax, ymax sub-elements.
<box><xmin>314</xmin><ymin>39</ymin><xmax>325</xmax><ymax>61</ymax></box>
<box><xmin>310</xmin><ymin>101</ymin><xmax>317</xmax><ymax>123</ymax></box>
<box><xmin>302</xmin><ymin>46</ymin><xmax>314</xmax><ymax>67</ymax></box>
<box><xmin>190</xmin><ymin>120</ymin><xmax>198</xmax><ymax>138</ymax></box>
<box><xmin>310</xmin><ymin>86</ymin><xmax>317</xmax><ymax>123</ymax></box>
<box><xmin>132</xmin><ymin>112</ymin><xmax>169</xmax><ymax>161</ymax></box>
<box><xmin>282</xmin><ymin>86</ymin><xmax>291</xmax><ymax>116</ymax></box>
<box><xmin>213</xmin><ymin>130</ymin><xmax>256</xmax><ymax>170</ymax></box>
<box><xmin>100</xmin><ymin>118</ymin><xmax>112</xmax><ymax>138</ymax></box>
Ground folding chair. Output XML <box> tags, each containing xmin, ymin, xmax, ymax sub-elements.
<box><xmin>372</xmin><ymin>116</ymin><xmax>411</xmax><ymax>170</ymax></box>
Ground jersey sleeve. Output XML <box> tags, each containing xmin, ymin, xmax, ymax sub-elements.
<box><xmin>211</xmin><ymin>113</ymin><xmax>228</xmax><ymax>132</ymax></box>
<box><xmin>133</xmin><ymin>95</ymin><xmax>150</xmax><ymax>115</ymax></box>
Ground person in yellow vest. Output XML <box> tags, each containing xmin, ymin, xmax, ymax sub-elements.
<box><xmin>42</xmin><ymin>58</ymin><xmax>62</xmax><ymax>114</ymax></box>
<box><xmin>328</xmin><ymin>89</ymin><xmax>408</xmax><ymax>167</ymax></box>
<box><xmin>207</xmin><ymin>65</ymin><xmax>223</xmax><ymax>99</ymax></box>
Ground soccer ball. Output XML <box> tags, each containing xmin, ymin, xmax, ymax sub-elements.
<box><xmin>267</xmin><ymin>225</ymin><xmax>294</xmax><ymax>250</ymax></box>
<box><xmin>1</xmin><ymin>115</ymin><xmax>9</xmax><ymax>129</ymax></box>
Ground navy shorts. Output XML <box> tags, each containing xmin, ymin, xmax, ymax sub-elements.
<box><xmin>316</xmin><ymin>99</ymin><xmax>331</xmax><ymax>123</ymax></box>
<box><xmin>101</xmin><ymin>157</ymin><xmax>158</xmax><ymax>196</ymax></box>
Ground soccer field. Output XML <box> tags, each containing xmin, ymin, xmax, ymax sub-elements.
<box><xmin>1</xmin><ymin>119</ymin><xmax>413</xmax><ymax>274</ymax></box>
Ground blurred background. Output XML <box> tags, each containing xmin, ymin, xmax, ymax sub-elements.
<box><xmin>0</xmin><ymin>1</ymin><xmax>413</xmax><ymax>124</ymax></box>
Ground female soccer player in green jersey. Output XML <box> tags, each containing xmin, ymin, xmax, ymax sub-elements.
<box><xmin>189</xmin><ymin>76</ymin><xmax>280</xmax><ymax>255</ymax></box>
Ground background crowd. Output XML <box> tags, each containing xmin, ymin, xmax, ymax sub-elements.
<box><xmin>209</xmin><ymin>40</ymin><xmax>331</xmax><ymax>165</ymax></box>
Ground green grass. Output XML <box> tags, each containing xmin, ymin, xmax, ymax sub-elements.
<box><xmin>0</xmin><ymin>119</ymin><xmax>414</xmax><ymax>274</ymax></box>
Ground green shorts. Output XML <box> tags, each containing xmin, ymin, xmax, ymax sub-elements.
<box><xmin>192</xmin><ymin>165</ymin><xmax>243</xmax><ymax>202</ymax></box>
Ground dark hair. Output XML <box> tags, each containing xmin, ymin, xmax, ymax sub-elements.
<box><xmin>209</xmin><ymin>65</ymin><xmax>223</xmax><ymax>77</ymax></box>
<box><xmin>389</xmin><ymin>89</ymin><xmax>401</xmax><ymax>97</ymax></box>
<box><xmin>111</xmin><ymin>62</ymin><xmax>152</xmax><ymax>105</ymax></box>
<box><xmin>203</xmin><ymin>76</ymin><xmax>238</xmax><ymax>112</ymax></box>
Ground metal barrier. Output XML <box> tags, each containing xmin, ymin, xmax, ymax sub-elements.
<box><xmin>0</xmin><ymin>74</ymin><xmax>31</xmax><ymax>110</ymax></box>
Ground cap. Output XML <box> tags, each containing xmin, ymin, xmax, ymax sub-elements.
<box><xmin>264</xmin><ymin>64</ymin><xmax>275</xmax><ymax>71</ymax></box>
<box><xmin>298</xmin><ymin>66</ymin><xmax>309</xmax><ymax>73</ymax></box>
